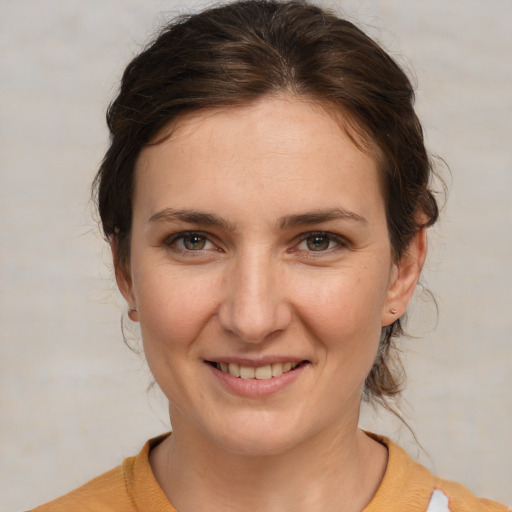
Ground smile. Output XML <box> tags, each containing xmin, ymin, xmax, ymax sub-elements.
<box><xmin>208</xmin><ymin>361</ymin><xmax>302</xmax><ymax>380</ymax></box>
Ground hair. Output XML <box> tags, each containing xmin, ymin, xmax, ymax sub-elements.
<box><xmin>93</xmin><ymin>0</ymin><xmax>439</xmax><ymax>409</ymax></box>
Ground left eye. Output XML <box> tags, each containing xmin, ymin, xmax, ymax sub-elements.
<box><xmin>298</xmin><ymin>233</ymin><xmax>340</xmax><ymax>252</ymax></box>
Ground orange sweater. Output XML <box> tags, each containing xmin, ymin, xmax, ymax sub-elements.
<box><xmin>31</xmin><ymin>434</ymin><xmax>509</xmax><ymax>512</ymax></box>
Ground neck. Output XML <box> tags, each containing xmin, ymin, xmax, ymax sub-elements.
<box><xmin>150</xmin><ymin>413</ymin><xmax>387</xmax><ymax>512</ymax></box>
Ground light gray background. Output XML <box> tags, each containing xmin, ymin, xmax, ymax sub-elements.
<box><xmin>1</xmin><ymin>0</ymin><xmax>511</xmax><ymax>510</ymax></box>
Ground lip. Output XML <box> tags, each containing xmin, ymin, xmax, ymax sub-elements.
<box><xmin>205</xmin><ymin>359</ymin><xmax>309</xmax><ymax>398</ymax></box>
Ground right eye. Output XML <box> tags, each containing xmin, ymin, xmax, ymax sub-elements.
<box><xmin>180</xmin><ymin>233</ymin><xmax>209</xmax><ymax>250</ymax></box>
<box><xmin>165</xmin><ymin>231</ymin><xmax>216</xmax><ymax>253</ymax></box>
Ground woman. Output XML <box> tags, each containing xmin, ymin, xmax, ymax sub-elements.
<box><xmin>31</xmin><ymin>1</ymin><xmax>509</xmax><ymax>511</ymax></box>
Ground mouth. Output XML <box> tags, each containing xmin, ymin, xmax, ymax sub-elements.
<box><xmin>206</xmin><ymin>361</ymin><xmax>308</xmax><ymax>381</ymax></box>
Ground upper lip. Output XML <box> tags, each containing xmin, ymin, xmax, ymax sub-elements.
<box><xmin>205</xmin><ymin>356</ymin><xmax>308</xmax><ymax>367</ymax></box>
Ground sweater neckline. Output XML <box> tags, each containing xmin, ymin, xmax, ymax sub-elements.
<box><xmin>122</xmin><ymin>431</ymin><xmax>434</xmax><ymax>512</ymax></box>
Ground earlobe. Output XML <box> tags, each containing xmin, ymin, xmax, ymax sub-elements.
<box><xmin>382</xmin><ymin>228</ymin><xmax>427</xmax><ymax>326</ymax></box>
<box><xmin>111</xmin><ymin>239</ymin><xmax>139</xmax><ymax>322</ymax></box>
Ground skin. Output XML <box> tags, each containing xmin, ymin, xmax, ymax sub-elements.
<box><xmin>116</xmin><ymin>95</ymin><xmax>426</xmax><ymax>512</ymax></box>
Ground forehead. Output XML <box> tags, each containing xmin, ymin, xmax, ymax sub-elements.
<box><xmin>134</xmin><ymin>95</ymin><xmax>384</xmax><ymax>221</ymax></box>
<box><xmin>150</xmin><ymin>95</ymin><xmax>376</xmax><ymax>161</ymax></box>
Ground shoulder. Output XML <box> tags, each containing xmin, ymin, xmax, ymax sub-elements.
<box><xmin>428</xmin><ymin>476</ymin><xmax>509</xmax><ymax>512</ymax></box>
<box><xmin>29</xmin><ymin>434</ymin><xmax>175</xmax><ymax>512</ymax></box>
<box><xmin>29</xmin><ymin>465</ymin><xmax>134</xmax><ymax>512</ymax></box>
<box><xmin>364</xmin><ymin>433</ymin><xmax>509</xmax><ymax>512</ymax></box>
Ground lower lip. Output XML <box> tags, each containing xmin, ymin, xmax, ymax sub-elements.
<box><xmin>206</xmin><ymin>363</ymin><xmax>307</xmax><ymax>398</ymax></box>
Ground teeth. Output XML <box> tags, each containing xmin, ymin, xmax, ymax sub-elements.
<box><xmin>255</xmin><ymin>365</ymin><xmax>272</xmax><ymax>380</ymax></box>
<box><xmin>228</xmin><ymin>363</ymin><xmax>240</xmax><ymax>377</ymax></box>
<box><xmin>240</xmin><ymin>366</ymin><xmax>255</xmax><ymax>379</ymax></box>
<box><xmin>218</xmin><ymin>361</ymin><xmax>301</xmax><ymax>380</ymax></box>
<box><xmin>271</xmin><ymin>362</ymin><xmax>283</xmax><ymax>377</ymax></box>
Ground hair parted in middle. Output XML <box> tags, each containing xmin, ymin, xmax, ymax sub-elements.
<box><xmin>94</xmin><ymin>0</ymin><xmax>439</xmax><ymax>409</ymax></box>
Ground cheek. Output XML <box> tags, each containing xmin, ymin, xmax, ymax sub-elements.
<box><xmin>292</xmin><ymin>265</ymin><xmax>389</xmax><ymax>342</ymax></box>
<box><xmin>132</xmin><ymin>265</ymin><xmax>223</xmax><ymax>403</ymax></box>
<box><xmin>133</xmin><ymin>262</ymin><xmax>222</xmax><ymax>350</ymax></box>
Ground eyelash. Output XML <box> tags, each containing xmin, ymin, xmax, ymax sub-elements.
<box><xmin>163</xmin><ymin>230</ymin><xmax>348</xmax><ymax>257</ymax></box>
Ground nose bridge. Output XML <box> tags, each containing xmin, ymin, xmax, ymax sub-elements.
<box><xmin>218</xmin><ymin>247</ymin><xmax>290</xmax><ymax>343</ymax></box>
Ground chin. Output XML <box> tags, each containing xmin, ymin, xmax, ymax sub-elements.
<box><xmin>202</xmin><ymin>411</ymin><xmax>310</xmax><ymax>457</ymax></box>
<box><xmin>216</xmin><ymin>431</ymin><xmax>301</xmax><ymax>457</ymax></box>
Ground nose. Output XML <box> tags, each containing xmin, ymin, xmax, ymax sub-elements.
<box><xmin>217</xmin><ymin>252</ymin><xmax>292</xmax><ymax>344</ymax></box>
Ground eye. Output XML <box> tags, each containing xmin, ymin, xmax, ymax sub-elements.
<box><xmin>304</xmin><ymin>234</ymin><xmax>332</xmax><ymax>251</ymax></box>
<box><xmin>295</xmin><ymin>232</ymin><xmax>346</xmax><ymax>253</ymax></box>
<box><xmin>165</xmin><ymin>231</ymin><xmax>216</xmax><ymax>252</ymax></box>
<box><xmin>181</xmin><ymin>233</ymin><xmax>208</xmax><ymax>250</ymax></box>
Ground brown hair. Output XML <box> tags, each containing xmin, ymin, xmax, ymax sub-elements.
<box><xmin>94</xmin><ymin>0</ymin><xmax>439</xmax><ymax>407</ymax></box>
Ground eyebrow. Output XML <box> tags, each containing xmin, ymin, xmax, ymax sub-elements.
<box><xmin>149</xmin><ymin>207</ymin><xmax>366</xmax><ymax>230</ymax></box>
<box><xmin>148</xmin><ymin>208</ymin><xmax>234</xmax><ymax>230</ymax></box>
<box><xmin>277</xmin><ymin>208</ymin><xmax>367</xmax><ymax>229</ymax></box>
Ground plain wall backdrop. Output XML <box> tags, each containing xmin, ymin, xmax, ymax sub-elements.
<box><xmin>1</xmin><ymin>0</ymin><xmax>511</xmax><ymax>510</ymax></box>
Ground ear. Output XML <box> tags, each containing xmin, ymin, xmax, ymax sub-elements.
<box><xmin>111</xmin><ymin>238</ymin><xmax>139</xmax><ymax>323</ymax></box>
<box><xmin>381</xmin><ymin>228</ymin><xmax>427</xmax><ymax>326</ymax></box>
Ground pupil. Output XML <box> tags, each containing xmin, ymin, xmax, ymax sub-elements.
<box><xmin>184</xmin><ymin>235</ymin><xmax>205</xmax><ymax>250</ymax></box>
<box><xmin>307</xmin><ymin>235</ymin><xmax>329</xmax><ymax>251</ymax></box>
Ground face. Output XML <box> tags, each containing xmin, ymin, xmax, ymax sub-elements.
<box><xmin>117</xmin><ymin>96</ymin><xmax>422</xmax><ymax>456</ymax></box>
